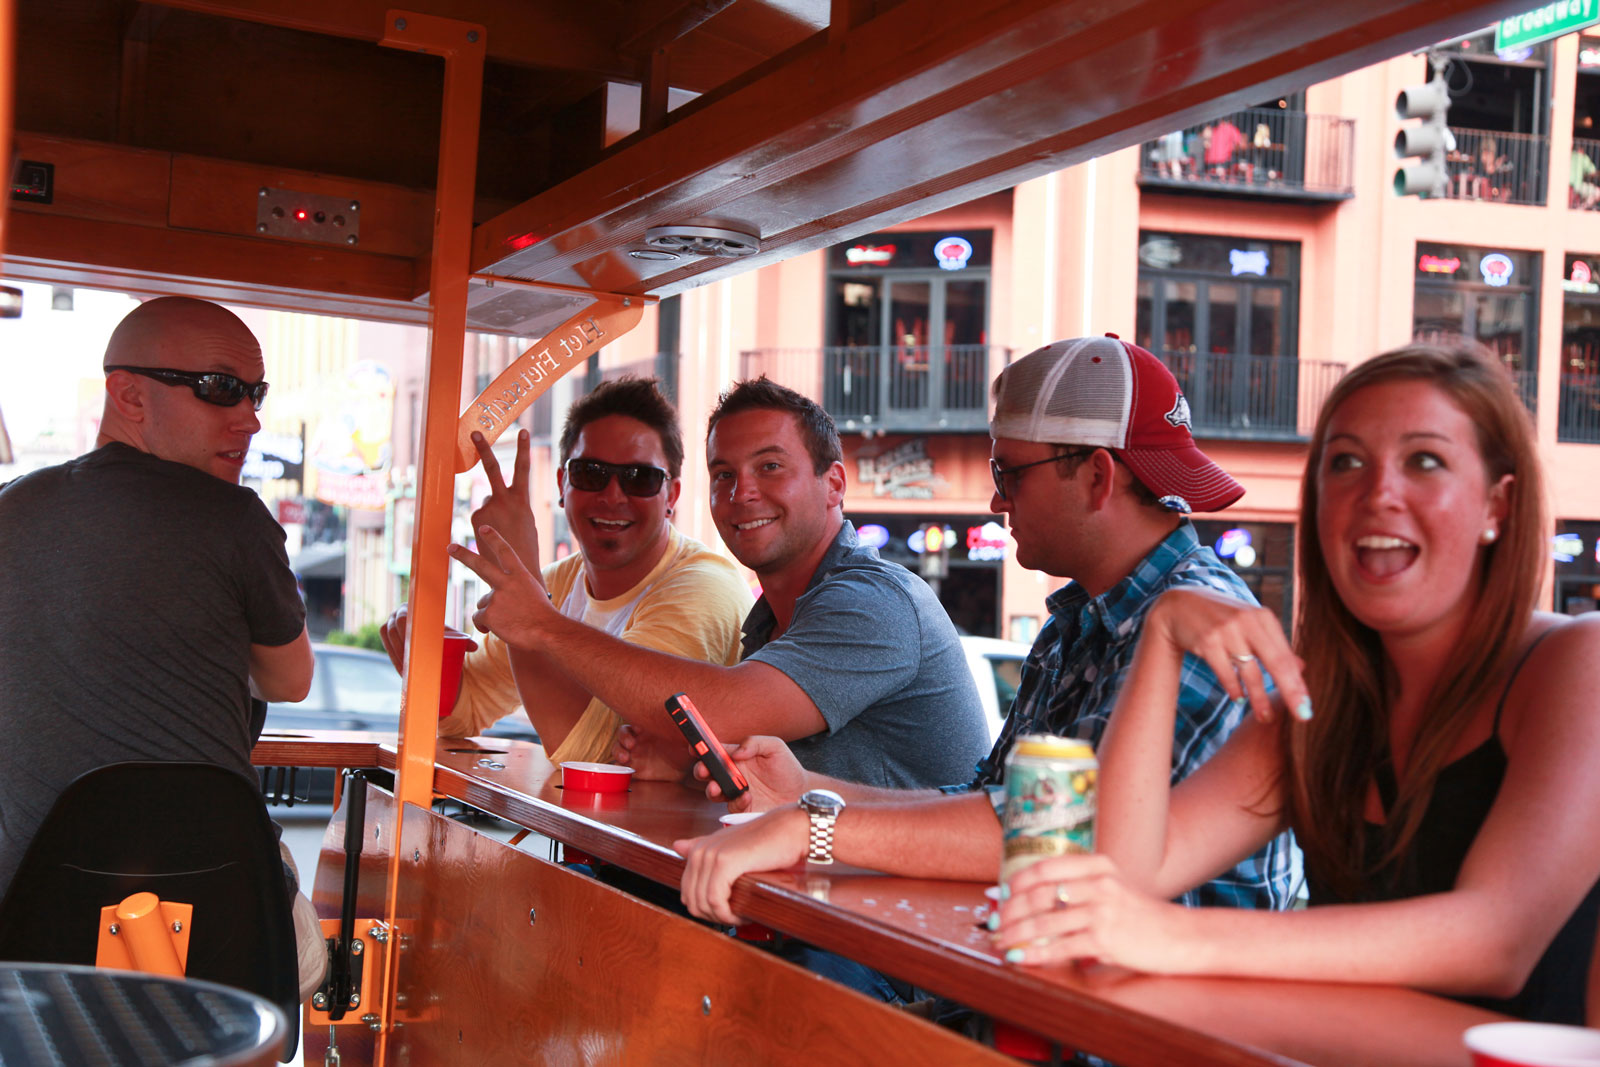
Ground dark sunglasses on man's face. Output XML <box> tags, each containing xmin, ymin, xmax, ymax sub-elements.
<box><xmin>105</xmin><ymin>365</ymin><xmax>270</xmax><ymax>411</ymax></box>
<box><xmin>565</xmin><ymin>457</ymin><xmax>669</xmax><ymax>497</ymax></box>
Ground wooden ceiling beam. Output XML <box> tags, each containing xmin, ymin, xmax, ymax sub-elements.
<box><xmin>468</xmin><ymin>0</ymin><xmax>1532</xmax><ymax>299</ymax></box>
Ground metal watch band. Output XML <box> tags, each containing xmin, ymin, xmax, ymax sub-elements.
<box><xmin>806</xmin><ymin>811</ymin><xmax>838</xmax><ymax>864</ymax></box>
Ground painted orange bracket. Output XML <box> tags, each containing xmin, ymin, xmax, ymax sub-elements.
<box><xmin>95</xmin><ymin>893</ymin><xmax>193</xmax><ymax>977</ymax></box>
<box><xmin>377</xmin><ymin>9</ymin><xmax>483</xmax><ymax>1061</ymax></box>
<box><xmin>454</xmin><ymin>292</ymin><xmax>645</xmax><ymax>471</ymax></box>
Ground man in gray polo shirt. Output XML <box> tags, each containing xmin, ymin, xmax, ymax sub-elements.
<box><xmin>451</xmin><ymin>377</ymin><xmax>988</xmax><ymax>791</ymax></box>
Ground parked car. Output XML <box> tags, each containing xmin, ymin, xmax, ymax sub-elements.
<box><xmin>959</xmin><ymin>635</ymin><xmax>1029</xmax><ymax>743</ymax></box>
<box><xmin>258</xmin><ymin>643</ymin><xmax>536</xmax><ymax>804</ymax></box>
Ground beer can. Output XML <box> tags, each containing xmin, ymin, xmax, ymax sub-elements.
<box><xmin>1000</xmin><ymin>735</ymin><xmax>1097</xmax><ymax>890</ymax></box>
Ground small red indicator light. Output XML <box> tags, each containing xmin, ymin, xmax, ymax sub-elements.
<box><xmin>508</xmin><ymin>232</ymin><xmax>541</xmax><ymax>251</ymax></box>
<box><xmin>295</xmin><ymin>210</ymin><xmax>308</xmax><ymax>221</ymax></box>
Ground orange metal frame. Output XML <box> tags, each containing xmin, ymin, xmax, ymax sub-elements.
<box><xmin>379</xmin><ymin>9</ymin><xmax>485</xmax><ymax>1058</ymax></box>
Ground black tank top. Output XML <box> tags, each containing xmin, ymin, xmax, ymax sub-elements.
<box><xmin>1305</xmin><ymin>627</ymin><xmax>1600</xmax><ymax>1023</ymax></box>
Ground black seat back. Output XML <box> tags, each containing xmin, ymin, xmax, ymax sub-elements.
<box><xmin>0</xmin><ymin>762</ymin><xmax>300</xmax><ymax>1058</ymax></box>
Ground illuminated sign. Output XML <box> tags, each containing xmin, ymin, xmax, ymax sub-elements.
<box><xmin>1480</xmin><ymin>253</ymin><xmax>1515</xmax><ymax>287</ymax></box>
<box><xmin>1214</xmin><ymin>528</ymin><xmax>1252</xmax><ymax>559</ymax></box>
<box><xmin>908</xmin><ymin>525</ymin><xmax>957</xmax><ymax>554</ymax></box>
<box><xmin>1566</xmin><ymin>260</ymin><xmax>1599</xmax><ymax>294</ymax></box>
<box><xmin>935</xmin><ymin>236</ymin><xmax>974</xmax><ymax>271</ymax></box>
<box><xmin>966</xmin><ymin>521</ymin><xmax>1008</xmax><ymax>562</ymax></box>
<box><xmin>1553</xmin><ymin>532</ymin><xmax>1584</xmax><ymax>563</ymax></box>
<box><xmin>845</xmin><ymin>243</ymin><xmax>896</xmax><ymax>266</ymax></box>
<box><xmin>1229</xmin><ymin>249</ymin><xmax>1269</xmax><ymax>276</ymax></box>
<box><xmin>1418</xmin><ymin>254</ymin><xmax>1462</xmax><ymax>275</ymax></box>
<box><xmin>1496</xmin><ymin>0</ymin><xmax>1600</xmax><ymax>52</ymax></box>
<box><xmin>858</xmin><ymin>523</ymin><xmax>891</xmax><ymax>550</ymax></box>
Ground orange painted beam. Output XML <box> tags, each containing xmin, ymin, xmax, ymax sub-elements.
<box><xmin>378</xmin><ymin>8</ymin><xmax>484</xmax><ymax>1060</ymax></box>
<box><xmin>0</xmin><ymin>0</ymin><xmax>14</xmax><ymax>265</ymax></box>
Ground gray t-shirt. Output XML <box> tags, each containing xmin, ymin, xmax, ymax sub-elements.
<box><xmin>742</xmin><ymin>522</ymin><xmax>988</xmax><ymax>789</ymax></box>
<box><xmin>0</xmin><ymin>444</ymin><xmax>305</xmax><ymax>895</ymax></box>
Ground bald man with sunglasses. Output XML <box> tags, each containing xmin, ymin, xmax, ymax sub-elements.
<box><xmin>382</xmin><ymin>376</ymin><xmax>752</xmax><ymax>765</ymax></box>
<box><xmin>0</xmin><ymin>296</ymin><xmax>313</xmax><ymax>926</ymax></box>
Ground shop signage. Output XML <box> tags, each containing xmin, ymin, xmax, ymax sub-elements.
<box><xmin>1418</xmin><ymin>253</ymin><xmax>1461</xmax><ymax>275</ymax></box>
<box><xmin>1566</xmin><ymin>260</ymin><xmax>1599</xmax><ymax>293</ymax></box>
<box><xmin>857</xmin><ymin>438</ymin><xmax>939</xmax><ymax>499</ymax></box>
<box><xmin>1228</xmin><ymin>249</ymin><xmax>1269</xmax><ymax>276</ymax></box>
<box><xmin>858</xmin><ymin>523</ymin><xmax>891</xmax><ymax>550</ymax></box>
<box><xmin>966</xmin><ymin>521</ymin><xmax>1008</xmax><ymax>562</ymax></box>
<box><xmin>1553</xmin><ymin>531</ymin><xmax>1584</xmax><ymax>563</ymax></box>
<box><xmin>935</xmin><ymin>236</ymin><xmax>974</xmax><ymax>271</ymax></box>
<box><xmin>1480</xmin><ymin>253</ymin><xmax>1515</xmax><ymax>287</ymax></box>
<box><xmin>245</xmin><ymin>429</ymin><xmax>305</xmax><ymax>483</ymax></box>
<box><xmin>276</xmin><ymin>498</ymin><xmax>306</xmax><ymax>525</ymax></box>
<box><xmin>1495</xmin><ymin>0</ymin><xmax>1600</xmax><ymax>52</ymax></box>
<box><xmin>845</xmin><ymin>243</ymin><xmax>896</xmax><ymax>266</ymax></box>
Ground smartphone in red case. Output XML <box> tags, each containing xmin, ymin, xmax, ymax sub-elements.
<box><xmin>665</xmin><ymin>692</ymin><xmax>749</xmax><ymax>802</ymax></box>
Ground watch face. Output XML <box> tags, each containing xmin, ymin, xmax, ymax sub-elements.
<box><xmin>802</xmin><ymin>788</ymin><xmax>845</xmax><ymax>814</ymax></box>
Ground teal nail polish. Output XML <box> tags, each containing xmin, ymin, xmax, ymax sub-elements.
<box><xmin>1293</xmin><ymin>696</ymin><xmax>1314</xmax><ymax>722</ymax></box>
<box><xmin>998</xmin><ymin>884</ymin><xmax>1010</xmax><ymax>901</ymax></box>
<box><xmin>986</xmin><ymin>911</ymin><xmax>1000</xmax><ymax>931</ymax></box>
<box><xmin>1004</xmin><ymin>948</ymin><xmax>1024</xmax><ymax>963</ymax></box>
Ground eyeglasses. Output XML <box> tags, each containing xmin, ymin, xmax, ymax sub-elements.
<box><xmin>565</xmin><ymin>458</ymin><xmax>669</xmax><ymax>497</ymax></box>
<box><xmin>990</xmin><ymin>447</ymin><xmax>1095</xmax><ymax>501</ymax></box>
<box><xmin>105</xmin><ymin>365</ymin><xmax>270</xmax><ymax>410</ymax></box>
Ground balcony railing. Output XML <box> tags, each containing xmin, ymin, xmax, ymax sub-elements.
<box><xmin>1443</xmin><ymin>127</ymin><xmax>1548</xmax><ymax>206</ymax></box>
<box><xmin>1152</xmin><ymin>352</ymin><xmax>1345</xmax><ymax>440</ymax></box>
<box><xmin>1559</xmin><ymin>372</ymin><xmax>1600</xmax><ymax>443</ymax></box>
<box><xmin>1138</xmin><ymin>108</ymin><xmax>1355</xmax><ymax>199</ymax></box>
<box><xmin>740</xmin><ymin>345</ymin><xmax>1006</xmax><ymax>433</ymax></box>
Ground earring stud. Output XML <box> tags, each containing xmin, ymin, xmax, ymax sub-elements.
<box><xmin>1480</xmin><ymin>528</ymin><xmax>1498</xmax><ymax>544</ymax></box>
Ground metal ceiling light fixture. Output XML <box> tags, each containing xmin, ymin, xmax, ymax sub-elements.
<box><xmin>627</xmin><ymin>248</ymin><xmax>681</xmax><ymax>261</ymax></box>
<box><xmin>643</xmin><ymin>224</ymin><xmax>760</xmax><ymax>258</ymax></box>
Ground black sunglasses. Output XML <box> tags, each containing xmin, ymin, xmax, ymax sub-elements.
<box><xmin>106</xmin><ymin>365</ymin><xmax>269</xmax><ymax>411</ymax></box>
<box><xmin>990</xmin><ymin>447</ymin><xmax>1096</xmax><ymax>501</ymax></box>
<box><xmin>565</xmin><ymin>458</ymin><xmax>669</xmax><ymax>497</ymax></box>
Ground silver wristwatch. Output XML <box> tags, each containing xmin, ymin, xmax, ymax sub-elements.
<box><xmin>800</xmin><ymin>788</ymin><xmax>846</xmax><ymax>865</ymax></box>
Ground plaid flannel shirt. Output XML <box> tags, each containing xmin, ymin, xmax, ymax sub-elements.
<box><xmin>956</xmin><ymin>521</ymin><xmax>1302</xmax><ymax>911</ymax></box>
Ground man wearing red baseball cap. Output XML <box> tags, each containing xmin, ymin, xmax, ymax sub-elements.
<box><xmin>674</xmin><ymin>335</ymin><xmax>1301</xmax><ymax>945</ymax></box>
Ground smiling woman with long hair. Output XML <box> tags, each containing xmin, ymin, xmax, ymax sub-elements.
<box><xmin>994</xmin><ymin>342</ymin><xmax>1600</xmax><ymax>1025</ymax></box>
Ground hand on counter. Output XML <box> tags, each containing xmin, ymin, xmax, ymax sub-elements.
<box><xmin>611</xmin><ymin>723</ymin><xmax>694</xmax><ymax>781</ymax></box>
<box><xmin>689</xmin><ymin>735</ymin><xmax>807</xmax><ymax>812</ymax></box>
<box><xmin>674</xmin><ymin>806</ymin><xmax>809</xmax><ymax>926</ymax></box>
<box><xmin>994</xmin><ymin>852</ymin><xmax>1188</xmax><ymax>973</ymax></box>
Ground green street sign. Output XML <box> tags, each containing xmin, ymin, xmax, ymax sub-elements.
<box><xmin>1495</xmin><ymin>0</ymin><xmax>1600</xmax><ymax>51</ymax></box>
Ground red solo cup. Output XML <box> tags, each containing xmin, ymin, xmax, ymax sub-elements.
<box><xmin>1464</xmin><ymin>1022</ymin><xmax>1600</xmax><ymax>1067</ymax></box>
<box><xmin>560</xmin><ymin>762</ymin><xmax>634</xmax><ymax>793</ymax></box>
<box><xmin>439</xmin><ymin>628</ymin><xmax>478</xmax><ymax>718</ymax></box>
<box><xmin>991</xmin><ymin>1021</ymin><xmax>1062</xmax><ymax>1062</ymax></box>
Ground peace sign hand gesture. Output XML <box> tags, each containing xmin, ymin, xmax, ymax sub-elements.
<box><xmin>448</xmin><ymin>526</ymin><xmax>555</xmax><ymax>650</ymax></box>
<box><xmin>469</xmin><ymin>429</ymin><xmax>542</xmax><ymax>574</ymax></box>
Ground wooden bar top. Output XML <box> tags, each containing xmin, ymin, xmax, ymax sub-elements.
<box><xmin>254</xmin><ymin>733</ymin><xmax>1506</xmax><ymax>1067</ymax></box>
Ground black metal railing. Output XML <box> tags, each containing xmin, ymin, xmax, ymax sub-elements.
<box><xmin>1443</xmin><ymin>127</ymin><xmax>1548</xmax><ymax>206</ymax></box>
<box><xmin>740</xmin><ymin>345</ymin><xmax>1007</xmax><ymax>432</ymax></box>
<box><xmin>1571</xmin><ymin>138</ymin><xmax>1600</xmax><ymax>210</ymax></box>
<box><xmin>1559</xmin><ymin>372</ymin><xmax>1600</xmax><ymax>442</ymax></box>
<box><xmin>1138</xmin><ymin>108</ymin><xmax>1355</xmax><ymax>198</ymax></box>
<box><xmin>1152</xmin><ymin>352</ymin><xmax>1345</xmax><ymax>440</ymax></box>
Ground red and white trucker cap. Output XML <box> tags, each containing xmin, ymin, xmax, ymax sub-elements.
<box><xmin>989</xmin><ymin>334</ymin><xmax>1244</xmax><ymax>513</ymax></box>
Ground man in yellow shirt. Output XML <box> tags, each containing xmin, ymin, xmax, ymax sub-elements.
<box><xmin>381</xmin><ymin>377</ymin><xmax>751</xmax><ymax>764</ymax></box>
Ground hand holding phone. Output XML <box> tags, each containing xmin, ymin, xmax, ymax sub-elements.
<box><xmin>665</xmin><ymin>692</ymin><xmax>748</xmax><ymax>802</ymax></box>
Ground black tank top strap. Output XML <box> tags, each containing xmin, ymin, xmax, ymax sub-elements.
<box><xmin>1492</xmin><ymin>622</ymin><xmax>1565</xmax><ymax>736</ymax></box>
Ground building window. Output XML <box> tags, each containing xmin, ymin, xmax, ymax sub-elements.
<box><xmin>822</xmin><ymin>230</ymin><xmax>994</xmax><ymax>431</ymax></box>
<box><xmin>1191</xmin><ymin>520</ymin><xmax>1295</xmax><ymax>634</ymax></box>
<box><xmin>1430</xmin><ymin>31</ymin><xmax>1551</xmax><ymax>205</ymax></box>
<box><xmin>1135</xmin><ymin>231</ymin><xmax>1305</xmax><ymax>439</ymax></box>
<box><xmin>1560</xmin><ymin>255</ymin><xmax>1600</xmax><ymax>443</ymax></box>
<box><xmin>1413</xmin><ymin>243</ymin><xmax>1539</xmax><ymax>409</ymax></box>
<box><xmin>1553</xmin><ymin>520</ymin><xmax>1600</xmax><ymax>614</ymax></box>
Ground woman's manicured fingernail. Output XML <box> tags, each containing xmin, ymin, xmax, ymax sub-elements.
<box><xmin>986</xmin><ymin>911</ymin><xmax>1001</xmax><ymax>931</ymax></box>
<box><xmin>1004</xmin><ymin>948</ymin><xmax>1025</xmax><ymax>963</ymax></box>
<box><xmin>1294</xmin><ymin>696</ymin><xmax>1314</xmax><ymax>721</ymax></box>
<box><xmin>998</xmin><ymin>884</ymin><xmax>1010</xmax><ymax>900</ymax></box>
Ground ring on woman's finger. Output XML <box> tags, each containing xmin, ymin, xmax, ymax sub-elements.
<box><xmin>1053</xmin><ymin>883</ymin><xmax>1073</xmax><ymax>910</ymax></box>
<box><xmin>1231</xmin><ymin>652</ymin><xmax>1257</xmax><ymax>664</ymax></box>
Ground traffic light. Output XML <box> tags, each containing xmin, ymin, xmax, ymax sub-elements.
<box><xmin>1393</xmin><ymin>75</ymin><xmax>1452</xmax><ymax>198</ymax></box>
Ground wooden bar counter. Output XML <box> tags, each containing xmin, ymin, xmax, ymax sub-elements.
<box><xmin>254</xmin><ymin>733</ymin><xmax>1505</xmax><ymax>1066</ymax></box>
